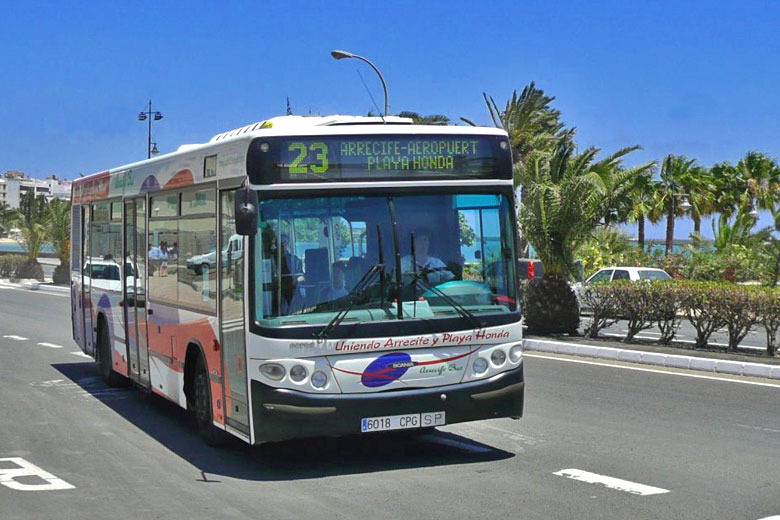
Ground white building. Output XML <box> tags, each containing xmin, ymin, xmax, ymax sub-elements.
<box><xmin>0</xmin><ymin>171</ymin><xmax>72</xmax><ymax>209</ymax></box>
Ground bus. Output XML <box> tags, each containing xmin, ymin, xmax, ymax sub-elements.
<box><xmin>70</xmin><ymin>114</ymin><xmax>524</xmax><ymax>445</ymax></box>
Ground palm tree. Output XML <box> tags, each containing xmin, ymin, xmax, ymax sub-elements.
<box><xmin>622</xmin><ymin>170</ymin><xmax>656</xmax><ymax>251</ymax></box>
<box><xmin>656</xmin><ymin>155</ymin><xmax>698</xmax><ymax>256</ymax></box>
<box><xmin>396</xmin><ymin>111</ymin><xmax>450</xmax><ymax>125</ymax></box>
<box><xmin>12</xmin><ymin>192</ymin><xmax>48</xmax><ymax>280</ymax></box>
<box><xmin>477</xmin><ymin>82</ymin><xmax>573</xmax><ymax>255</ymax></box>
<box><xmin>45</xmin><ymin>199</ymin><xmax>71</xmax><ymax>284</ymax></box>
<box><xmin>735</xmin><ymin>151</ymin><xmax>780</xmax><ymax>216</ymax></box>
<box><xmin>0</xmin><ymin>202</ymin><xmax>15</xmax><ymax>237</ymax></box>
<box><xmin>711</xmin><ymin>153</ymin><xmax>780</xmax><ymax>219</ymax></box>
<box><xmin>515</xmin><ymin>140</ymin><xmax>652</xmax><ymax>333</ymax></box>
<box><xmin>482</xmin><ymin>82</ymin><xmax>573</xmax><ymax>168</ymax></box>
<box><xmin>679</xmin><ymin>166</ymin><xmax>717</xmax><ymax>235</ymax></box>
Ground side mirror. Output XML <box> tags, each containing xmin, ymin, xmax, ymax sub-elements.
<box><xmin>235</xmin><ymin>187</ymin><xmax>258</xmax><ymax>236</ymax></box>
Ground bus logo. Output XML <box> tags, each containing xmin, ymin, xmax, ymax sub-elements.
<box><xmin>361</xmin><ymin>352</ymin><xmax>414</xmax><ymax>388</ymax></box>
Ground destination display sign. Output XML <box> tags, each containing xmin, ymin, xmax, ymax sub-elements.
<box><xmin>247</xmin><ymin>134</ymin><xmax>512</xmax><ymax>183</ymax></box>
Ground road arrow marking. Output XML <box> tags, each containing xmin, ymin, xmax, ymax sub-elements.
<box><xmin>554</xmin><ymin>468</ymin><xmax>669</xmax><ymax>496</ymax></box>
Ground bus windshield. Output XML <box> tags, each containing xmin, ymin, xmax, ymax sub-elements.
<box><xmin>254</xmin><ymin>192</ymin><xmax>517</xmax><ymax>328</ymax></box>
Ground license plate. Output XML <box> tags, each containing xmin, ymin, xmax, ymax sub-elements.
<box><xmin>361</xmin><ymin>412</ymin><xmax>446</xmax><ymax>433</ymax></box>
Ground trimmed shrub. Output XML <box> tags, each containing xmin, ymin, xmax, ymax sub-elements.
<box><xmin>678</xmin><ymin>282</ymin><xmax>728</xmax><ymax>349</ymax></box>
<box><xmin>648</xmin><ymin>281</ymin><xmax>682</xmax><ymax>344</ymax></box>
<box><xmin>581</xmin><ymin>283</ymin><xmax>619</xmax><ymax>338</ymax></box>
<box><xmin>0</xmin><ymin>255</ymin><xmax>26</xmax><ymax>278</ymax></box>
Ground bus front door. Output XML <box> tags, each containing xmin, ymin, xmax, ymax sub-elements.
<box><xmin>218</xmin><ymin>189</ymin><xmax>250</xmax><ymax>439</ymax></box>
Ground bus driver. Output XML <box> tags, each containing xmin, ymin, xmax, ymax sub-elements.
<box><xmin>400</xmin><ymin>227</ymin><xmax>455</xmax><ymax>286</ymax></box>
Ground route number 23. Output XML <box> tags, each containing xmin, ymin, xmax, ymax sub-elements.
<box><xmin>288</xmin><ymin>142</ymin><xmax>329</xmax><ymax>174</ymax></box>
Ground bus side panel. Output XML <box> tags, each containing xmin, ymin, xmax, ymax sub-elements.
<box><xmin>147</xmin><ymin>304</ymin><xmax>222</xmax><ymax>423</ymax></box>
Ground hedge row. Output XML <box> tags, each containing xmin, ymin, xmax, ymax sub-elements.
<box><xmin>0</xmin><ymin>255</ymin><xmax>44</xmax><ymax>281</ymax></box>
<box><xmin>582</xmin><ymin>280</ymin><xmax>780</xmax><ymax>357</ymax></box>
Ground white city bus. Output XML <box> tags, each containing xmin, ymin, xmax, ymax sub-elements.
<box><xmin>70</xmin><ymin>115</ymin><xmax>524</xmax><ymax>445</ymax></box>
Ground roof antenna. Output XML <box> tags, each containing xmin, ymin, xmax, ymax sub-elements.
<box><xmin>356</xmin><ymin>69</ymin><xmax>384</xmax><ymax>123</ymax></box>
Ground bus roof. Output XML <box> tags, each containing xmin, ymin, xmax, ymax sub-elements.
<box><xmin>72</xmin><ymin>115</ymin><xmax>510</xmax><ymax>203</ymax></box>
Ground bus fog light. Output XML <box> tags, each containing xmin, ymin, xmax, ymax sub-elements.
<box><xmin>290</xmin><ymin>365</ymin><xmax>307</xmax><ymax>382</ymax></box>
<box><xmin>259</xmin><ymin>363</ymin><xmax>285</xmax><ymax>381</ymax></box>
<box><xmin>311</xmin><ymin>371</ymin><xmax>328</xmax><ymax>388</ymax></box>
<box><xmin>491</xmin><ymin>349</ymin><xmax>506</xmax><ymax>366</ymax></box>
<box><xmin>509</xmin><ymin>345</ymin><xmax>523</xmax><ymax>363</ymax></box>
<box><xmin>473</xmin><ymin>357</ymin><xmax>488</xmax><ymax>375</ymax></box>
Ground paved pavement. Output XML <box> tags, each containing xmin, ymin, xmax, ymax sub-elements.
<box><xmin>1</xmin><ymin>287</ymin><xmax>779</xmax><ymax>519</ymax></box>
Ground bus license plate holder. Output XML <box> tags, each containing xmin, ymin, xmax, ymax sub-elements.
<box><xmin>361</xmin><ymin>412</ymin><xmax>446</xmax><ymax>433</ymax></box>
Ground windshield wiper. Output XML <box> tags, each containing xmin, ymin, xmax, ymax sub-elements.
<box><xmin>315</xmin><ymin>263</ymin><xmax>384</xmax><ymax>341</ymax></box>
<box><xmin>412</xmin><ymin>271</ymin><xmax>484</xmax><ymax>330</ymax></box>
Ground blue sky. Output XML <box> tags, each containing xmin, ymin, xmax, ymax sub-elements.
<box><xmin>1</xmin><ymin>0</ymin><xmax>778</xmax><ymax>239</ymax></box>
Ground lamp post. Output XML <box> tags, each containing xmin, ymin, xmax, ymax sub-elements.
<box><xmin>138</xmin><ymin>100</ymin><xmax>163</xmax><ymax>159</ymax></box>
<box><xmin>330</xmin><ymin>50</ymin><xmax>388</xmax><ymax>117</ymax></box>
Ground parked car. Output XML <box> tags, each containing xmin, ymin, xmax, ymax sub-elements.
<box><xmin>584</xmin><ymin>266</ymin><xmax>671</xmax><ymax>284</ymax></box>
<box><xmin>573</xmin><ymin>266</ymin><xmax>671</xmax><ymax>312</ymax></box>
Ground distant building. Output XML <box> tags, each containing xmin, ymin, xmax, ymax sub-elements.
<box><xmin>0</xmin><ymin>171</ymin><xmax>72</xmax><ymax>209</ymax></box>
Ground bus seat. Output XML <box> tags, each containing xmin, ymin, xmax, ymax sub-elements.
<box><xmin>304</xmin><ymin>248</ymin><xmax>329</xmax><ymax>284</ymax></box>
<box><xmin>345</xmin><ymin>256</ymin><xmax>366</xmax><ymax>290</ymax></box>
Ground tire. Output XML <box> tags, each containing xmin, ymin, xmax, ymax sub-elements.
<box><xmin>192</xmin><ymin>355</ymin><xmax>226</xmax><ymax>446</ymax></box>
<box><xmin>97</xmin><ymin>321</ymin><xmax>124</xmax><ymax>387</ymax></box>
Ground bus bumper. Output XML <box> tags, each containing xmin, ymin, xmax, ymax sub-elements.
<box><xmin>250</xmin><ymin>363</ymin><xmax>524</xmax><ymax>444</ymax></box>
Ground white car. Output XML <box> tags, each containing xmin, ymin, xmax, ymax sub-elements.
<box><xmin>186</xmin><ymin>234</ymin><xmax>243</xmax><ymax>274</ymax></box>
<box><xmin>585</xmin><ymin>267</ymin><xmax>671</xmax><ymax>284</ymax></box>
<box><xmin>573</xmin><ymin>267</ymin><xmax>671</xmax><ymax>312</ymax></box>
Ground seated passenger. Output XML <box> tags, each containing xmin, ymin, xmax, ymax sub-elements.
<box><xmin>326</xmin><ymin>262</ymin><xmax>349</xmax><ymax>301</ymax></box>
<box><xmin>400</xmin><ymin>227</ymin><xmax>455</xmax><ymax>286</ymax></box>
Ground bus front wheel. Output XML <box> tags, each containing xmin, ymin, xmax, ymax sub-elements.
<box><xmin>97</xmin><ymin>320</ymin><xmax>124</xmax><ymax>387</ymax></box>
<box><xmin>192</xmin><ymin>356</ymin><xmax>227</xmax><ymax>446</ymax></box>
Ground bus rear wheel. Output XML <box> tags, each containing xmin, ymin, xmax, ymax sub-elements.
<box><xmin>192</xmin><ymin>356</ymin><xmax>227</xmax><ymax>446</ymax></box>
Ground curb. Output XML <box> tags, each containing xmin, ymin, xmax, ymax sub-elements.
<box><xmin>0</xmin><ymin>280</ymin><xmax>70</xmax><ymax>294</ymax></box>
<box><xmin>523</xmin><ymin>338</ymin><xmax>780</xmax><ymax>381</ymax></box>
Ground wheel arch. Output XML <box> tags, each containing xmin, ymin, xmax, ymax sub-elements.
<box><xmin>183</xmin><ymin>339</ymin><xmax>207</xmax><ymax>406</ymax></box>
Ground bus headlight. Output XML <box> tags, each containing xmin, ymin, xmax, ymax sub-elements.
<box><xmin>311</xmin><ymin>371</ymin><xmax>328</xmax><ymax>389</ymax></box>
<box><xmin>290</xmin><ymin>365</ymin><xmax>307</xmax><ymax>382</ymax></box>
<box><xmin>259</xmin><ymin>363</ymin><xmax>285</xmax><ymax>381</ymax></box>
<box><xmin>491</xmin><ymin>349</ymin><xmax>506</xmax><ymax>366</ymax></box>
<box><xmin>509</xmin><ymin>344</ymin><xmax>523</xmax><ymax>363</ymax></box>
<box><xmin>473</xmin><ymin>357</ymin><xmax>488</xmax><ymax>375</ymax></box>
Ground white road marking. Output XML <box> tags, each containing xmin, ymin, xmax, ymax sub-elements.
<box><xmin>38</xmin><ymin>342</ymin><xmax>63</xmax><ymax>349</ymax></box>
<box><xmin>736</xmin><ymin>424</ymin><xmax>780</xmax><ymax>434</ymax></box>
<box><xmin>0</xmin><ymin>457</ymin><xmax>74</xmax><ymax>491</ymax></box>
<box><xmin>0</xmin><ymin>283</ymin><xmax>69</xmax><ymax>298</ymax></box>
<box><xmin>554</xmin><ymin>468</ymin><xmax>669</xmax><ymax>496</ymax></box>
<box><xmin>70</xmin><ymin>351</ymin><xmax>91</xmax><ymax>359</ymax></box>
<box><xmin>524</xmin><ymin>353</ymin><xmax>780</xmax><ymax>388</ymax></box>
<box><xmin>757</xmin><ymin>517</ymin><xmax>780</xmax><ymax>520</ymax></box>
<box><xmin>3</xmin><ymin>335</ymin><xmax>28</xmax><ymax>341</ymax></box>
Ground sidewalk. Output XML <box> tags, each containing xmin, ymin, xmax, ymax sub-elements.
<box><xmin>524</xmin><ymin>333</ymin><xmax>780</xmax><ymax>381</ymax></box>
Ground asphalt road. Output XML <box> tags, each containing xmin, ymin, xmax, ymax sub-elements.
<box><xmin>1</xmin><ymin>285</ymin><xmax>779</xmax><ymax>520</ymax></box>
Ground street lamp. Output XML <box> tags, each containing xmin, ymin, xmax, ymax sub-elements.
<box><xmin>331</xmin><ymin>49</ymin><xmax>388</xmax><ymax>117</ymax></box>
<box><xmin>138</xmin><ymin>100</ymin><xmax>163</xmax><ymax>159</ymax></box>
